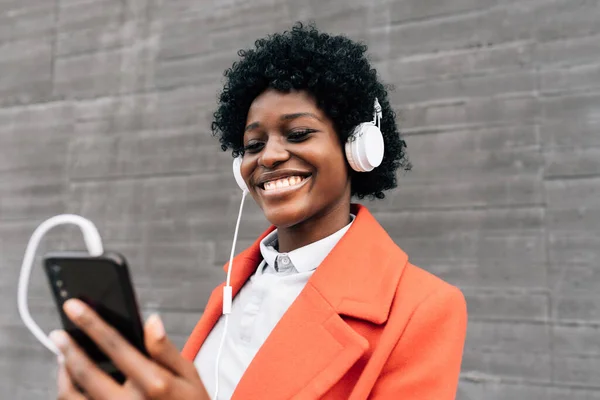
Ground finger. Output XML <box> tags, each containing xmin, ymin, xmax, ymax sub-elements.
<box><xmin>56</xmin><ymin>359</ymin><xmax>86</xmax><ymax>400</ymax></box>
<box><xmin>63</xmin><ymin>300</ymin><xmax>175</xmax><ymax>398</ymax></box>
<box><xmin>144</xmin><ymin>314</ymin><xmax>200</xmax><ymax>380</ymax></box>
<box><xmin>50</xmin><ymin>330</ymin><xmax>122</xmax><ymax>400</ymax></box>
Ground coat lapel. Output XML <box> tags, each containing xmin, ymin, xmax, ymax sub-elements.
<box><xmin>230</xmin><ymin>284</ymin><xmax>369</xmax><ymax>400</ymax></box>
<box><xmin>230</xmin><ymin>204</ymin><xmax>409</xmax><ymax>399</ymax></box>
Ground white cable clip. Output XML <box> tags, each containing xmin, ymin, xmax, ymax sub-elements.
<box><xmin>373</xmin><ymin>98</ymin><xmax>382</xmax><ymax>128</ymax></box>
<box><xmin>17</xmin><ymin>214</ymin><xmax>104</xmax><ymax>356</ymax></box>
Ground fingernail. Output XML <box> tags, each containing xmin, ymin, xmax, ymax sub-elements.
<box><xmin>57</xmin><ymin>354</ymin><xmax>65</xmax><ymax>365</ymax></box>
<box><xmin>64</xmin><ymin>299</ymin><xmax>85</xmax><ymax>318</ymax></box>
<box><xmin>49</xmin><ymin>330</ymin><xmax>69</xmax><ymax>351</ymax></box>
<box><xmin>148</xmin><ymin>314</ymin><xmax>165</xmax><ymax>340</ymax></box>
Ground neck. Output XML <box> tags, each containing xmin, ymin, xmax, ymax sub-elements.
<box><xmin>276</xmin><ymin>199</ymin><xmax>352</xmax><ymax>253</ymax></box>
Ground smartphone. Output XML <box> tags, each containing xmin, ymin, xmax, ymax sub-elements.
<box><xmin>43</xmin><ymin>251</ymin><xmax>147</xmax><ymax>384</ymax></box>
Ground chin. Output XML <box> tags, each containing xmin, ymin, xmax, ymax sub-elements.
<box><xmin>261</xmin><ymin>202</ymin><xmax>312</xmax><ymax>229</ymax></box>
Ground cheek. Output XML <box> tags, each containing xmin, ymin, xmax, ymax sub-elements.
<box><xmin>239</xmin><ymin>158</ymin><xmax>254</xmax><ymax>182</ymax></box>
<box><xmin>314</xmin><ymin>147</ymin><xmax>349</xmax><ymax>187</ymax></box>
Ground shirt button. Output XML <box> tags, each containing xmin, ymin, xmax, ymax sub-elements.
<box><xmin>279</xmin><ymin>255</ymin><xmax>291</xmax><ymax>265</ymax></box>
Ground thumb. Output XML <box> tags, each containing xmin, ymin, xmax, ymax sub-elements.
<box><xmin>144</xmin><ymin>314</ymin><xmax>199</xmax><ymax>380</ymax></box>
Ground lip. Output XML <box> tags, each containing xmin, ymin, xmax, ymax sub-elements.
<box><xmin>255</xmin><ymin>169</ymin><xmax>312</xmax><ymax>188</ymax></box>
<box><xmin>258</xmin><ymin>175</ymin><xmax>312</xmax><ymax>198</ymax></box>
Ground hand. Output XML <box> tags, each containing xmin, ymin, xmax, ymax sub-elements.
<box><xmin>50</xmin><ymin>299</ymin><xmax>210</xmax><ymax>400</ymax></box>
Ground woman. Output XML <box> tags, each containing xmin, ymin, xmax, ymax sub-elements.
<box><xmin>50</xmin><ymin>23</ymin><xmax>467</xmax><ymax>399</ymax></box>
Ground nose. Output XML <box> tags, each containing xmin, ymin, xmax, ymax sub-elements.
<box><xmin>259</xmin><ymin>136</ymin><xmax>289</xmax><ymax>169</ymax></box>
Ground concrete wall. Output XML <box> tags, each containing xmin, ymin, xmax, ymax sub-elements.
<box><xmin>1</xmin><ymin>0</ymin><xmax>599</xmax><ymax>398</ymax></box>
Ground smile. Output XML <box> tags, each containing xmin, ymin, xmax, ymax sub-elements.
<box><xmin>259</xmin><ymin>175</ymin><xmax>311</xmax><ymax>195</ymax></box>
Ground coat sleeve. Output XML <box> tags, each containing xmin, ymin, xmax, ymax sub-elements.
<box><xmin>369</xmin><ymin>285</ymin><xmax>468</xmax><ymax>400</ymax></box>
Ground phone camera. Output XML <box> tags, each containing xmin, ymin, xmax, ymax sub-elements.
<box><xmin>51</xmin><ymin>264</ymin><xmax>61</xmax><ymax>274</ymax></box>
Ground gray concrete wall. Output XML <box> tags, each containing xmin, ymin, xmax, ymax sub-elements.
<box><xmin>1</xmin><ymin>0</ymin><xmax>599</xmax><ymax>398</ymax></box>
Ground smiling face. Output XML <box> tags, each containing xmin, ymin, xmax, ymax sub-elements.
<box><xmin>240</xmin><ymin>89</ymin><xmax>351</xmax><ymax>231</ymax></box>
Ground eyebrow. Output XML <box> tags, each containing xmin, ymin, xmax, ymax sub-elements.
<box><xmin>280</xmin><ymin>112</ymin><xmax>322</xmax><ymax>122</ymax></box>
<box><xmin>244</xmin><ymin>112</ymin><xmax>322</xmax><ymax>132</ymax></box>
<box><xmin>244</xmin><ymin>122</ymin><xmax>260</xmax><ymax>132</ymax></box>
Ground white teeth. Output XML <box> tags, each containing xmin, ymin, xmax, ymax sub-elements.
<box><xmin>262</xmin><ymin>176</ymin><xmax>306</xmax><ymax>191</ymax></box>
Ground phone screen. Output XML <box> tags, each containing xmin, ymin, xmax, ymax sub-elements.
<box><xmin>44</xmin><ymin>254</ymin><xmax>145</xmax><ymax>382</ymax></box>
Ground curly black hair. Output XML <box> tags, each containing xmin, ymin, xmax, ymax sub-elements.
<box><xmin>212</xmin><ymin>22</ymin><xmax>410</xmax><ymax>199</ymax></box>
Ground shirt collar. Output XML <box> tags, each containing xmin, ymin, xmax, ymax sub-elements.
<box><xmin>259</xmin><ymin>214</ymin><xmax>356</xmax><ymax>274</ymax></box>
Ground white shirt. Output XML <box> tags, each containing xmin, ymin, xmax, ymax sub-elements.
<box><xmin>194</xmin><ymin>215</ymin><xmax>355</xmax><ymax>399</ymax></box>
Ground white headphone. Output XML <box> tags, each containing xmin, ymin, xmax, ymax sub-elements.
<box><xmin>232</xmin><ymin>98</ymin><xmax>385</xmax><ymax>192</ymax></box>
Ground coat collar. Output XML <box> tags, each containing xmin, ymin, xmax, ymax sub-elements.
<box><xmin>182</xmin><ymin>204</ymin><xmax>408</xmax><ymax>399</ymax></box>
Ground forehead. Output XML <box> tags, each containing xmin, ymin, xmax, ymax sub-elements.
<box><xmin>246</xmin><ymin>89</ymin><xmax>322</xmax><ymax>121</ymax></box>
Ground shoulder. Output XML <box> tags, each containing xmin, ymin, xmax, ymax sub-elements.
<box><xmin>402</xmin><ymin>262</ymin><xmax>465</xmax><ymax>307</ymax></box>
<box><xmin>388</xmin><ymin>261</ymin><xmax>467</xmax><ymax>332</ymax></box>
<box><xmin>378</xmin><ymin>261</ymin><xmax>467</xmax><ymax>368</ymax></box>
<box><xmin>369</xmin><ymin>261</ymin><xmax>468</xmax><ymax>398</ymax></box>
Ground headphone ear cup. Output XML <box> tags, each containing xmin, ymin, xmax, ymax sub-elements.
<box><xmin>232</xmin><ymin>157</ymin><xmax>249</xmax><ymax>192</ymax></box>
<box><xmin>345</xmin><ymin>139</ymin><xmax>360</xmax><ymax>172</ymax></box>
<box><xmin>345</xmin><ymin>123</ymin><xmax>385</xmax><ymax>172</ymax></box>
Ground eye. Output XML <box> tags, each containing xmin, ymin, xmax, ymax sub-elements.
<box><xmin>287</xmin><ymin>129</ymin><xmax>315</xmax><ymax>142</ymax></box>
<box><xmin>243</xmin><ymin>140</ymin><xmax>264</xmax><ymax>153</ymax></box>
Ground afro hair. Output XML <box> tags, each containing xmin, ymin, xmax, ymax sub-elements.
<box><xmin>212</xmin><ymin>22</ymin><xmax>410</xmax><ymax>199</ymax></box>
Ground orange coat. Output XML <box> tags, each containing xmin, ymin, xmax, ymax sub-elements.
<box><xmin>182</xmin><ymin>204</ymin><xmax>467</xmax><ymax>399</ymax></box>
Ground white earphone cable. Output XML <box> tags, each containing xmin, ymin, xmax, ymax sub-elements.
<box><xmin>226</xmin><ymin>190</ymin><xmax>248</xmax><ymax>290</ymax></box>
<box><xmin>17</xmin><ymin>214</ymin><xmax>104</xmax><ymax>356</ymax></box>
<box><xmin>213</xmin><ymin>189</ymin><xmax>247</xmax><ymax>399</ymax></box>
<box><xmin>212</xmin><ymin>314</ymin><xmax>229</xmax><ymax>399</ymax></box>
